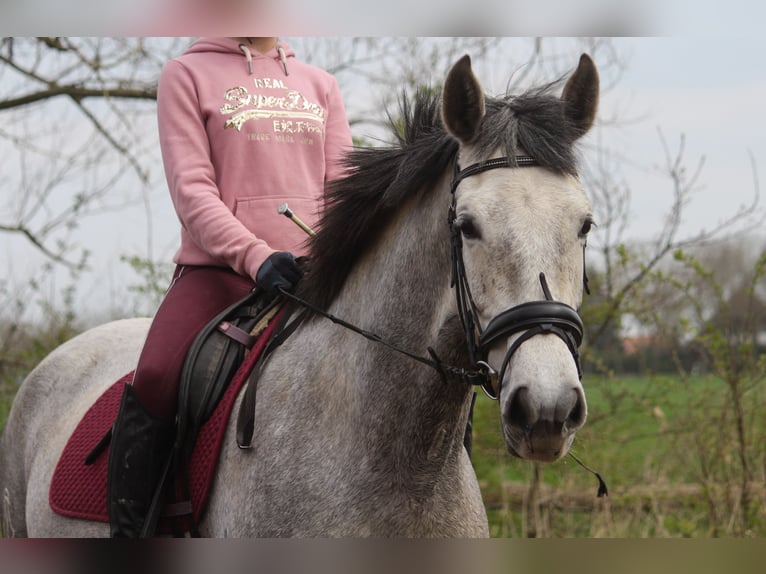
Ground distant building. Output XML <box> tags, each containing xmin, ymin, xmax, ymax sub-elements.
<box><xmin>621</xmin><ymin>335</ymin><xmax>660</xmax><ymax>356</ymax></box>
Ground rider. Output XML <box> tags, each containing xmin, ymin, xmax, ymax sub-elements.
<box><xmin>107</xmin><ymin>37</ymin><xmax>352</xmax><ymax>538</ymax></box>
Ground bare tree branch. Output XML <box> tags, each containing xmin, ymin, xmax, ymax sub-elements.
<box><xmin>586</xmin><ymin>132</ymin><xmax>762</xmax><ymax>350</ymax></box>
<box><xmin>0</xmin><ymin>86</ymin><xmax>156</xmax><ymax>110</ymax></box>
<box><xmin>67</xmin><ymin>96</ymin><xmax>150</xmax><ymax>184</ymax></box>
<box><xmin>0</xmin><ymin>223</ymin><xmax>83</xmax><ymax>270</ymax></box>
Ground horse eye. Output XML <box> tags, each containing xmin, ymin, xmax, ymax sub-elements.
<box><xmin>579</xmin><ymin>218</ymin><xmax>594</xmax><ymax>237</ymax></box>
<box><xmin>457</xmin><ymin>215</ymin><xmax>481</xmax><ymax>240</ymax></box>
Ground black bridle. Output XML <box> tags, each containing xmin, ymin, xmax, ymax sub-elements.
<box><xmin>448</xmin><ymin>154</ymin><xmax>585</xmax><ymax>400</ymax></box>
<box><xmin>276</xmin><ymin>152</ymin><xmax>585</xmax><ymax>401</ymax></box>
<box><xmin>270</xmin><ymin>155</ymin><xmax>600</xmax><ymax>492</ymax></box>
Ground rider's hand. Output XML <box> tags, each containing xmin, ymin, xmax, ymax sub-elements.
<box><xmin>256</xmin><ymin>252</ymin><xmax>303</xmax><ymax>295</ymax></box>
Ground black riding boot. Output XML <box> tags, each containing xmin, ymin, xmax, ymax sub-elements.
<box><xmin>107</xmin><ymin>383</ymin><xmax>175</xmax><ymax>538</ymax></box>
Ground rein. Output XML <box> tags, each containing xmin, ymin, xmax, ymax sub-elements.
<box><xmin>277</xmin><ymin>288</ymin><xmax>489</xmax><ymax>387</ymax></box>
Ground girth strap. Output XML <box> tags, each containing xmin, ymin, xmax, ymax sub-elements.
<box><xmin>235</xmin><ymin>305</ymin><xmax>306</xmax><ymax>449</ymax></box>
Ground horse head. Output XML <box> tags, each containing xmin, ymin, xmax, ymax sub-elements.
<box><xmin>442</xmin><ymin>54</ymin><xmax>599</xmax><ymax>462</ymax></box>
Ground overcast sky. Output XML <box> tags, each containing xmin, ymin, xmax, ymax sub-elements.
<box><xmin>603</xmin><ymin>36</ymin><xmax>765</xmax><ymax>241</ymax></box>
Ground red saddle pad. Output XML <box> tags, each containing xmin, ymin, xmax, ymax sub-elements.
<box><xmin>49</xmin><ymin>309</ymin><xmax>284</xmax><ymax>530</ymax></box>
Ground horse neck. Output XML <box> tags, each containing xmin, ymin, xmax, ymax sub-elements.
<box><xmin>327</xmin><ymin>174</ymin><xmax>473</xmax><ymax>466</ymax></box>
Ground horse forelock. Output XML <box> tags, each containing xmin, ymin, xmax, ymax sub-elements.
<box><xmin>478</xmin><ymin>83</ymin><xmax>582</xmax><ymax>176</ymax></box>
<box><xmin>299</xmin><ymin>83</ymin><xmax>584</xmax><ymax>312</ymax></box>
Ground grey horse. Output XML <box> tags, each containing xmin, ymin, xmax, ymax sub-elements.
<box><xmin>1</xmin><ymin>53</ymin><xmax>598</xmax><ymax>537</ymax></box>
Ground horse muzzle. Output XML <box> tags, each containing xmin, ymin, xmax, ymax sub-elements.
<box><xmin>475</xmin><ymin>290</ymin><xmax>587</xmax><ymax>462</ymax></box>
<box><xmin>500</xmin><ymin>383</ymin><xmax>586</xmax><ymax>462</ymax></box>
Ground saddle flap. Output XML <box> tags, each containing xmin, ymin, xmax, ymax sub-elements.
<box><xmin>179</xmin><ymin>291</ymin><xmax>279</xmax><ymax>434</ymax></box>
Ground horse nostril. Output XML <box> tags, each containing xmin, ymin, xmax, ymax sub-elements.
<box><xmin>565</xmin><ymin>388</ymin><xmax>587</xmax><ymax>430</ymax></box>
<box><xmin>507</xmin><ymin>386</ymin><xmax>586</xmax><ymax>433</ymax></box>
<box><xmin>507</xmin><ymin>386</ymin><xmax>534</xmax><ymax>430</ymax></box>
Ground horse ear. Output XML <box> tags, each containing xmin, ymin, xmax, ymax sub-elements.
<box><xmin>561</xmin><ymin>53</ymin><xmax>599</xmax><ymax>138</ymax></box>
<box><xmin>441</xmin><ymin>54</ymin><xmax>485</xmax><ymax>144</ymax></box>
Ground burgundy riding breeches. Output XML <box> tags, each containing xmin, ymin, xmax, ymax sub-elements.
<box><xmin>130</xmin><ymin>265</ymin><xmax>255</xmax><ymax>419</ymax></box>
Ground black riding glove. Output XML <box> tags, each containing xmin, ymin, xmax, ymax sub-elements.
<box><xmin>256</xmin><ymin>251</ymin><xmax>303</xmax><ymax>295</ymax></box>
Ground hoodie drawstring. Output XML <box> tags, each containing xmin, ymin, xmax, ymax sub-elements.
<box><xmin>239</xmin><ymin>41</ymin><xmax>289</xmax><ymax>77</ymax></box>
<box><xmin>239</xmin><ymin>43</ymin><xmax>253</xmax><ymax>75</ymax></box>
<box><xmin>277</xmin><ymin>45</ymin><xmax>290</xmax><ymax>76</ymax></box>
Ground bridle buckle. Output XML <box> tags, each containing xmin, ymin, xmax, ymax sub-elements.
<box><xmin>476</xmin><ymin>361</ymin><xmax>499</xmax><ymax>400</ymax></box>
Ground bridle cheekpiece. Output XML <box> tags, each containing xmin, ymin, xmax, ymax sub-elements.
<box><xmin>448</xmin><ymin>154</ymin><xmax>585</xmax><ymax>400</ymax></box>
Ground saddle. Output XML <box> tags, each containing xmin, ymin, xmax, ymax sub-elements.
<box><xmin>177</xmin><ymin>289</ymin><xmax>283</xmax><ymax>455</ymax></box>
<box><xmin>49</xmin><ymin>289</ymin><xmax>291</xmax><ymax>535</ymax></box>
<box><xmin>159</xmin><ymin>289</ymin><xmax>287</xmax><ymax>534</ymax></box>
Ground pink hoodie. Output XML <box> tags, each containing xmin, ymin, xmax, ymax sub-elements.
<box><xmin>157</xmin><ymin>38</ymin><xmax>352</xmax><ymax>281</ymax></box>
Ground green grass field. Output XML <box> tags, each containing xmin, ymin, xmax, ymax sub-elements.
<box><xmin>471</xmin><ymin>373</ymin><xmax>766</xmax><ymax>537</ymax></box>
<box><xmin>2</xmin><ymin>372</ymin><xmax>763</xmax><ymax>537</ymax></box>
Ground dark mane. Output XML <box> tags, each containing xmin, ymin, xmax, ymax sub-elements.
<box><xmin>297</xmin><ymin>89</ymin><xmax>456</xmax><ymax>310</ymax></box>
<box><xmin>298</xmin><ymin>83</ymin><xmax>582</xmax><ymax>311</ymax></box>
